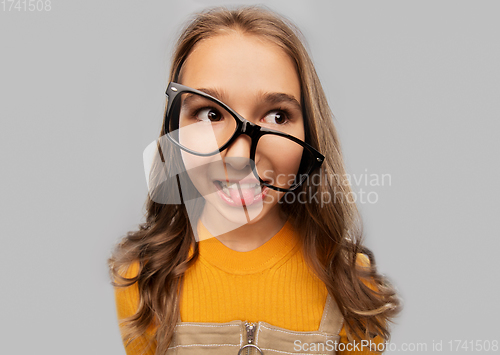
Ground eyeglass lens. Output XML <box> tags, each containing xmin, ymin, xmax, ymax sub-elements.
<box><xmin>168</xmin><ymin>92</ymin><xmax>315</xmax><ymax>190</ymax></box>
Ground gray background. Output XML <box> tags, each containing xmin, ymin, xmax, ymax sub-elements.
<box><xmin>1</xmin><ymin>0</ymin><xmax>498</xmax><ymax>354</ymax></box>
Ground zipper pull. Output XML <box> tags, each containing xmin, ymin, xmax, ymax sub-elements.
<box><xmin>245</xmin><ymin>321</ymin><xmax>255</xmax><ymax>344</ymax></box>
<box><xmin>238</xmin><ymin>322</ymin><xmax>263</xmax><ymax>355</ymax></box>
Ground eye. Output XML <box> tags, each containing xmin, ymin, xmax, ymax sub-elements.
<box><xmin>261</xmin><ymin>110</ymin><xmax>289</xmax><ymax>125</ymax></box>
<box><xmin>196</xmin><ymin>107</ymin><xmax>223</xmax><ymax>122</ymax></box>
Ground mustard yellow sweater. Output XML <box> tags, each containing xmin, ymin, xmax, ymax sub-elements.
<box><xmin>114</xmin><ymin>220</ymin><xmax>381</xmax><ymax>354</ymax></box>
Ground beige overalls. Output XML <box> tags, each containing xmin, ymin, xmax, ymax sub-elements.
<box><xmin>166</xmin><ymin>293</ymin><xmax>344</xmax><ymax>355</ymax></box>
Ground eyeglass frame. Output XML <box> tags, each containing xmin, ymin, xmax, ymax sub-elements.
<box><xmin>163</xmin><ymin>82</ymin><xmax>325</xmax><ymax>192</ymax></box>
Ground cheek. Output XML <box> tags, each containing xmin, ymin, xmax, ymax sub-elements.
<box><xmin>256</xmin><ymin>132</ymin><xmax>305</xmax><ymax>187</ymax></box>
<box><xmin>180</xmin><ymin>151</ymin><xmax>209</xmax><ymax>189</ymax></box>
<box><xmin>181</xmin><ymin>150</ymin><xmax>224</xmax><ymax>172</ymax></box>
<box><xmin>269</xmin><ymin>148</ymin><xmax>303</xmax><ymax>185</ymax></box>
<box><xmin>180</xmin><ymin>150</ymin><xmax>199</xmax><ymax>172</ymax></box>
<box><xmin>180</xmin><ymin>151</ymin><xmax>222</xmax><ymax>194</ymax></box>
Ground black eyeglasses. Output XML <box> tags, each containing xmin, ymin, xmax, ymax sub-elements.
<box><xmin>163</xmin><ymin>82</ymin><xmax>324</xmax><ymax>192</ymax></box>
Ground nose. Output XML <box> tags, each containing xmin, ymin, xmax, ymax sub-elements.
<box><xmin>222</xmin><ymin>134</ymin><xmax>252</xmax><ymax>170</ymax></box>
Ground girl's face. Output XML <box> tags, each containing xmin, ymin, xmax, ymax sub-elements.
<box><xmin>178</xmin><ymin>32</ymin><xmax>304</xmax><ymax>228</ymax></box>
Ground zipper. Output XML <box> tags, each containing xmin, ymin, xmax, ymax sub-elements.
<box><xmin>245</xmin><ymin>321</ymin><xmax>255</xmax><ymax>346</ymax></box>
<box><xmin>237</xmin><ymin>321</ymin><xmax>263</xmax><ymax>355</ymax></box>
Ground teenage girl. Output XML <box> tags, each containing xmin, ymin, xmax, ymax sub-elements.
<box><xmin>109</xmin><ymin>6</ymin><xmax>400</xmax><ymax>355</ymax></box>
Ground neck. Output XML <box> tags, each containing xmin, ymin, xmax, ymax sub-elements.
<box><xmin>199</xmin><ymin>203</ymin><xmax>288</xmax><ymax>252</ymax></box>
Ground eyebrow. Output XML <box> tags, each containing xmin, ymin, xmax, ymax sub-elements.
<box><xmin>196</xmin><ymin>87</ymin><xmax>302</xmax><ymax>112</ymax></box>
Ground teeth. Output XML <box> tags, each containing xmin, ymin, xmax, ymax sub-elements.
<box><xmin>219</xmin><ymin>181</ymin><xmax>260</xmax><ymax>190</ymax></box>
<box><xmin>217</xmin><ymin>180</ymin><xmax>265</xmax><ymax>199</ymax></box>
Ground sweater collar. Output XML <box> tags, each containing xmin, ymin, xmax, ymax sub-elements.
<box><xmin>196</xmin><ymin>218</ymin><xmax>300</xmax><ymax>275</ymax></box>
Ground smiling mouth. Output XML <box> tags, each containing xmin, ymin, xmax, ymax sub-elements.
<box><xmin>213</xmin><ymin>179</ymin><xmax>270</xmax><ymax>206</ymax></box>
<box><xmin>214</xmin><ymin>180</ymin><xmax>262</xmax><ymax>196</ymax></box>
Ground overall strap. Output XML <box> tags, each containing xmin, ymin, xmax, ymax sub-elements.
<box><xmin>318</xmin><ymin>293</ymin><xmax>344</xmax><ymax>334</ymax></box>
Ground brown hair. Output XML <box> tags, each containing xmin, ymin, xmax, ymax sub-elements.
<box><xmin>108</xmin><ymin>5</ymin><xmax>400</xmax><ymax>354</ymax></box>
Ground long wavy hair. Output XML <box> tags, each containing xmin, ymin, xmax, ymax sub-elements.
<box><xmin>108</xmin><ymin>5</ymin><xmax>400</xmax><ymax>354</ymax></box>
